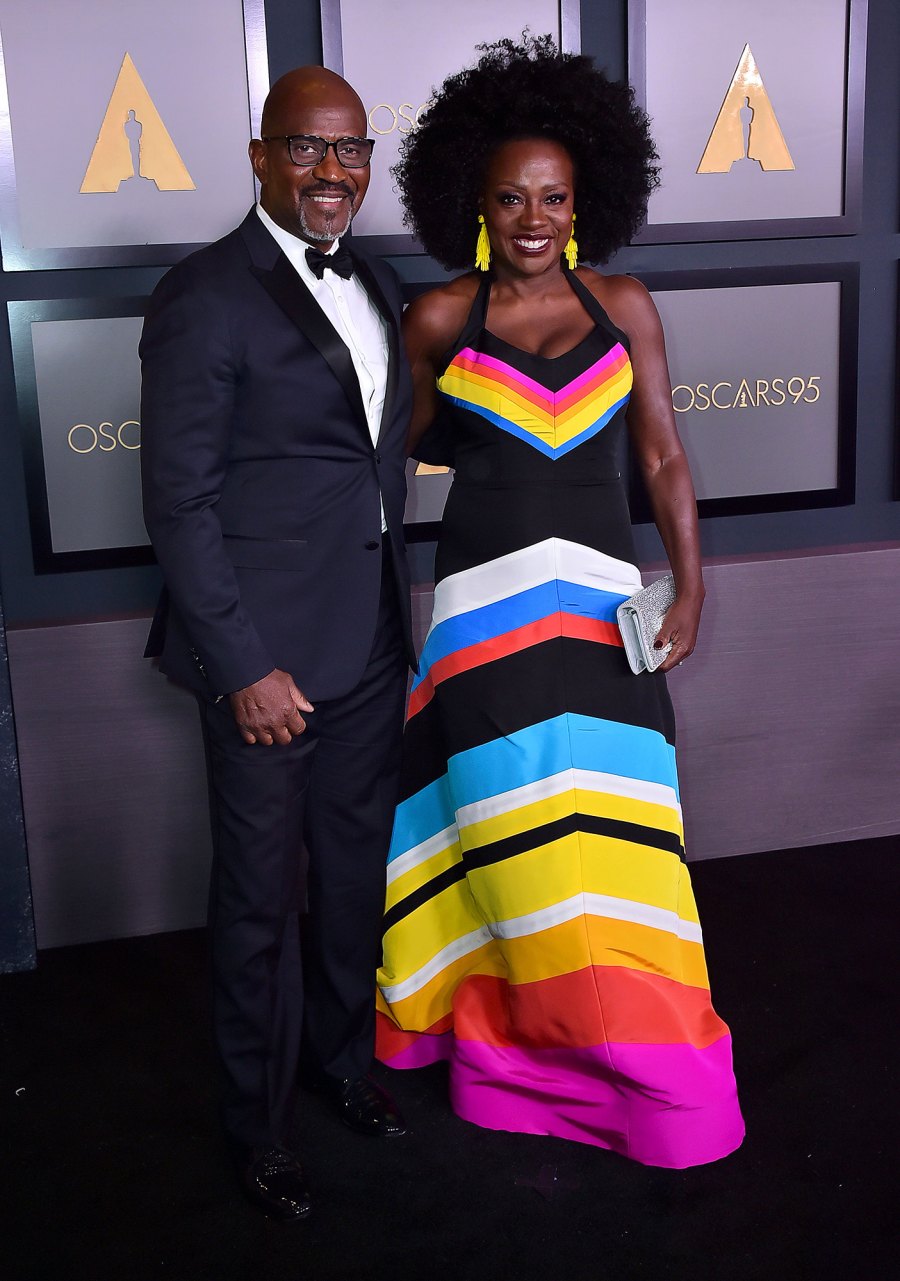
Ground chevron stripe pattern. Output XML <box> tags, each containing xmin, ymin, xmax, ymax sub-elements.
<box><xmin>376</xmin><ymin>284</ymin><xmax>743</xmax><ymax>1168</ymax></box>
<box><xmin>437</xmin><ymin>343</ymin><xmax>633</xmax><ymax>459</ymax></box>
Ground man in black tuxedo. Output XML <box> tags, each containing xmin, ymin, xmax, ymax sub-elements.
<box><xmin>140</xmin><ymin>67</ymin><xmax>415</xmax><ymax>1220</ymax></box>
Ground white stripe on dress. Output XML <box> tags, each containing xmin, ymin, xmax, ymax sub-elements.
<box><xmin>455</xmin><ymin>767</ymin><xmax>682</xmax><ymax>832</ymax></box>
<box><xmin>381</xmin><ymin>892</ymin><xmax>702</xmax><ymax>1002</ymax></box>
<box><xmin>428</xmin><ymin>538</ymin><xmax>642</xmax><ymax>632</ymax></box>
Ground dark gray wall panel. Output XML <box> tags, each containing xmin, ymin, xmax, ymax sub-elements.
<box><xmin>0</xmin><ymin>585</ymin><xmax>35</xmax><ymax>971</ymax></box>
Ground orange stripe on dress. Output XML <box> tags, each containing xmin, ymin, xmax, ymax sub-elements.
<box><xmin>554</xmin><ymin>348</ymin><xmax>630</xmax><ymax>414</ymax></box>
<box><xmin>448</xmin><ymin>349</ymin><xmax>630</xmax><ymax>421</ymax></box>
<box><xmin>451</xmin><ymin>968</ymin><xmax>728</xmax><ymax>1050</ymax></box>
<box><xmin>451</xmin><ymin>354</ymin><xmax>554</xmax><ymax>413</ymax></box>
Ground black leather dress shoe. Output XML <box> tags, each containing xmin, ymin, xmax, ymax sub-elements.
<box><xmin>331</xmin><ymin>1074</ymin><xmax>407</xmax><ymax>1136</ymax></box>
<box><xmin>239</xmin><ymin>1147</ymin><xmax>312</xmax><ymax>1221</ymax></box>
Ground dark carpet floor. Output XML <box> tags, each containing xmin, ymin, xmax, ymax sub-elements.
<box><xmin>2</xmin><ymin>836</ymin><xmax>896</xmax><ymax>1281</ymax></box>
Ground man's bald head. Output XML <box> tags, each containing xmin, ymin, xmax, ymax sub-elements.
<box><xmin>260</xmin><ymin>67</ymin><xmax>365</xmax><ymax>138</ymax></box>
<box><xmin>250</xmin><ymin>65</ymin><xmax>372</xmax><ymax>248</ymax></box>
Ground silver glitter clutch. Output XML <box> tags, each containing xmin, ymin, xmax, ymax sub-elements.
<box><xmin>616</xmin><ymin>573</ymin><xmax>676</xmax><ymax>674</ymax></box>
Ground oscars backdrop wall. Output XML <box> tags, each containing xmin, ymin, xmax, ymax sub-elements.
<box><xmin>321</xmin><ymin>0</ymin><xmax>579</xmax><ymax>534</ymax></box>
<box><xmin>0</xmin><ymin>0</ymin><xmax>268</xmax><ymax>268</ymax></box>
<box><xmin>629</xmin><ymin>0</ymin><xmax>866</xmax><ymax>240</ymax></box>
<box><xmin>321</xmin><ymin>0</ymin><xmax>579</xmax><ymax>246</ymax></box>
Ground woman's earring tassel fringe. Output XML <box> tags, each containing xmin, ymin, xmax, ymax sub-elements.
<box><xmin>564</xmin><ymin>214</ymin><xmax>578</xmax><ymax>270</ymax></box>
<box><xmin>475</xmin><ymin>215</ymin><xmax>491</xmax><ymax>271</ymax></box>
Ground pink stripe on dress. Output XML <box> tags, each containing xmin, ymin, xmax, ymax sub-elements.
<box><xmin>454</xmin><ymin>343</ymin><xmax>627</xmax><ymax>407</ymax></box>
<box><xmin>384</xmin><ymin>1033</ymin><xmax>744</xmax><ymax>1168</ymax></box>
<box><xmin>555</xmin><ymin>344</ymin><xmax>628</xmax><ymax>401</ymax></box>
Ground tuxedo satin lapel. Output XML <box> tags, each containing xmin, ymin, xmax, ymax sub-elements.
<box><xmin>352</xmin><ymin>253</ymin><xmax>400</xmax><ymax>446</ymax></box>
<box><xmin>249</xmin><ymin>252</ymin><xmax>368</xmax><ymax>431</ymax></box>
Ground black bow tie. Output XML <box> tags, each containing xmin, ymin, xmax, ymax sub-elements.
<box><xmin>305</xmin><ymin>242</ymin><xmax>354</xmax><ymax>280</ymax></box>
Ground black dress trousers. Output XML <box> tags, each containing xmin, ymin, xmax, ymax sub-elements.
<box><xmin>201</xmin><ymin>549</ymin><xmax>407</xmax><ymax>1151</ymax></box>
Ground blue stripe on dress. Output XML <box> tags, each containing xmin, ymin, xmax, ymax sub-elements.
<box><xmin>412</xmin><ymin>581</ymin><xmax>628</xmax><ymax>692</ymax></box>
<box><xmin>389</xmin><ymin>714</ymin><xmax>679</xmax><ymax>862</ymax></box>
<box><xmin>439</xmin><ymin>394</ymin><xmax>630</xmax><ymax>460</ymax></box>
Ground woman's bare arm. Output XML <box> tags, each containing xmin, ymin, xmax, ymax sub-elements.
<box><xmin>594</xmin><ymin>273</ymin><xmax>705</xmax><ymax>672</ymax></box>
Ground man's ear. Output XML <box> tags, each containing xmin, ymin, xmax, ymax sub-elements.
<box><xmin>248</xmin><ymin>139</ymin><xmax>267</xmax><ymax>186</ymax></box>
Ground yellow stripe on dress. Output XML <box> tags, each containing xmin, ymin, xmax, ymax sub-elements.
<box><xmin>438</xmin><ymin>364</ymin><xmax>633</xmax><ymax>451</ymax></box>
<box><xmin>381</xmin><ymin>913</ymin><xmax>711</xmax><ymax>1030</ymax></box>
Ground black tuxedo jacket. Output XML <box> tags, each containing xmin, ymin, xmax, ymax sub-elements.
<box><xmin>140</xmin><ymin>209</ymin><xmax>415</xmax><ymax>702</ymax></box>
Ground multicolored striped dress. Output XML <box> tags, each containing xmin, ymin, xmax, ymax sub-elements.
<box><xmin>376</xmin><ymin>270</ymin><xmax>744</xmax><ymax>1169</ymax></box>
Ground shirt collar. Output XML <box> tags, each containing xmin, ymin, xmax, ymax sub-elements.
<box><xmin>255</xmin><ymin>203</ymin><xmax>343</xmax><ymax>283</ymax></box>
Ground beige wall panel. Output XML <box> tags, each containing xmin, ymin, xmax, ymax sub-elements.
<box><xmin>8</xmin><ymin>546</ymin><xmax>900</xmax><ymax>947</ymax></box>
<box><xmin>659</xmin><ymin>547</ymin><xmax>900</xmax><ymax>857</ymax></box>
<box><xmin>7</xmin><ymin>619</ymin><xmax>211</xmax><ymax>948</ymax></box>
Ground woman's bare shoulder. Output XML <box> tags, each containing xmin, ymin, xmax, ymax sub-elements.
<box><xmin>403</xmin><ymin>273</ymin><xmax>481</xmax><ymax>353</ymax></box>
<box><xmin>578</xmin><ymin>266</ymin><xmax>660</xmax><ymax>338</ymax></box>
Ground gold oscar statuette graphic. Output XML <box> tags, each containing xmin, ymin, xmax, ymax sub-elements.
<box><xmin>697</xmin><ymin>43</ymin><xmax>794</xmax><ymax>174</ymax></box>
<box><xmin>80</xmin><ymin>52</ymin><xmax>195</xmax><ymax>193</ymax></box>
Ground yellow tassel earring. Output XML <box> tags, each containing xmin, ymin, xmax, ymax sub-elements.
<box><xmin>475</xmin><ymin>214</ymin><xmax>491</xmax><ymax>272</ymax></box>
<box><xmin>564</xmin><ymin>213</ymin><xmax>578</xmax><ymax>269</ymax></box>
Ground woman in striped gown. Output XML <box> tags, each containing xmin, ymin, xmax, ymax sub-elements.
<box><xmin>376</xmin><ymin>37</ymin><xmax>744</xmax><ymax>1169</ymax></box>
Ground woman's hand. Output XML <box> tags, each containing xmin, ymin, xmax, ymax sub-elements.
<box><xmin>654</xmin><ymin>590</ymin><xmax>705</xmax><ymax>673</ymax></box>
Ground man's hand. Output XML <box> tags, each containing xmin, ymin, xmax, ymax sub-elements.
<box><xmin>228</xmin><ymin>669</ymin><xmax>314</xmax><ymax>746</ymax></box>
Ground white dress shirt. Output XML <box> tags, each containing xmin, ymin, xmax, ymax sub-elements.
<box><xmin>256</xmin><ymin>204</ymin><xmax>389</xmax><ymax>531</ymax></box>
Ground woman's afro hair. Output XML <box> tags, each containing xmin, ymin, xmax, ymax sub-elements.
<box><xmin>393</xmin><ymin>34</ymin><xmax>660</xmax><ymax>268</ymax></box>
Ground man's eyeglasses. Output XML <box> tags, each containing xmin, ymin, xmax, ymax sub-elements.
<box><xmin>261</xmin><ymin>134</ymin><xmax>375</xmax><ymax>169</ymax></box>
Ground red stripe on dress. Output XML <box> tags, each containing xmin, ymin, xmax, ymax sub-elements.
<box><xmin>451</xmin><ymin>969</ymin><xmax>726</xmax><ymax>1049</ymax></box>
<box><xmin>376</xmin><ymin>966</ymin><xmax>726</xmax><ymax>1060</ymax></box>
<box><xmin>407</xmin><ymin>613</ymin><xmax>623</xmax><ymax>722</ymax></box>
